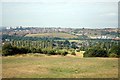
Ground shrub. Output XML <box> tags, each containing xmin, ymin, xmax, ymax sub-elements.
<box><xmin>2</xmin><ymin>43</ymin><xmax>30</xmax><ymax>56</ymax></box>
<box><xmin>2</xmin><ymin>43</ymin><xmax>43</xmax><ymax>56</ymax></box>
<box><xmin>61</xmin><ymin>51</ymin><xmax>68</xmax><ymax>56</ymax></box>
<box><xmin>30</xmin><ymin>48</ymin><xmax>37</xmax><ymax>53</ymax></box>
<box><xmin>18</xmin><ymin>47</ymin><xmax>30</xmax><ymax>54</ymax></box>
<box><xmin>12</xmin><ymin>46</ymin><xmax>20</xmax><ymax>54</ymax></box>
<box><xmin>109</xmin><ymin>45</ymin><xmax>120</xmax><ymax>57</ymax></box>
<box><xmin>109</xmin><ymin>53</ymin><xmax>118</xmax><ymax>58</ymax></box>
<box><xmin>42</xmin><ymin>48</ymin><xmax>49</xmax><ymax>54</ymax></box>
<box><xmin>48</xmin><ymin>49</ymin><xmax>56</xmax><ymax>55</ymax></box>
<box><xmin>41</xmin><ymin>48</ymin><xmax>56</xmax><ymax>55</ymax></box>
<box><xmin>80</xmin><ymin>47</ymin><xmax>85</xmax><ymax>51</ymax></box>
<box><xmin>69</xmin><ymin>49</ymin><xmax>75</xmax><ymax>52</ymax></box>
<box><xmin>36</xmin><ymin>48</ymin><xmax>42</xmax><ymax>53</ymax></box>
<box><xmin>76</xmin><ymin>49</ymin><xmax>80</xmax><ymax>52</ymax></box>
<box><xmin>83</xmin><ymin>47</ymin><xmax>108</xmax><ymax>57</ymax></box>
<box><xmin>71</xmin><ymin>51</ymin><xmax>76</xmax><ymax>55</ymax></box>
<box><xmin>2</xmin><ymin>43</ymin><xmax>14</xmax><ymax>56</ymax></box>
<box><xmin>56</xmin><ymin>50</ymin><xmax>62</xmax><ymax>55</ymax></box>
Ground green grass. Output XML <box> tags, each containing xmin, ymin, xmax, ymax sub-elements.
<box><xmin>54</xmin><ymin>40</ymin><xmax>84</xmax><ymax>43</ymax></box>
<box><xmin>25</xmin><ymin>32</ymin><xmax>78</xmax><ymax>38</ymax></box>
<box><xmin>0</xmin><ymin>57</ymin><xmax>1</xmax><ymax>79</ymax></box>
<box><xmin>2</xmin><ymin>55</ymin><xmax>118</xmax><ymax>78</ymax></box>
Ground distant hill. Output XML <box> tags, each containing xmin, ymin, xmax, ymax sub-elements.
<box><xmin>25</xmin><ymin>32</ymin><xmax>78</xmax><ymax>38</ymax></box>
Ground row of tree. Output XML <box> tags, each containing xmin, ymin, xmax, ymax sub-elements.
<box><xmin>3</xmin><ymin>34</ymin><xmax>117</xmax><ymax>41</ymax></box>
<box><xmin>2</xmin><ymin>39</ymin><xmax>119</xmax><ymax>57</ymax></box>
<box><xmin>11</xmin><ymin>40</ymin><xmax>53</xmax><ymax>49</ymax></box>
<box><xmin>2</xmin><ymin>34</ymin><xmax>66</xmax><ymax>41</ymax></box>
<box><xmin>7</xmin><ymin>40</ymin><xmax>77</xmax><ymax>50</ymax></box>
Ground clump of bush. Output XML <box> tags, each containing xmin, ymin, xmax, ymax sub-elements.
<box><xmin>55</xmin><ymin>50</ymin><xmax>62</xmax><ymax>55</ymax></box>
<box><xmin>2</xmin><ymin>43</ymin><xmax>30</xmax><ymax>56</ymax></box>
<box><xmin>76</xmin><ymin>49</ymin><xmax>80</xmax><ymax>52</ymax></box>
<box><xmin>61</xmin><ymin>51</ymin><xmax>68</xmax><ymax>56</ymax></box>
<box><xmin>41</xmin><ymin>48</ymin><xmax>49</xmax><ymax>54</ymax></box>
<box><xmin>41</xmin><ymin>48</ymin><xmax>69</xmax><ymax>56</ymax></box>
<box><xmin>2</xmin><ymin>43</ymin><xmax>69</xmax><ymax>56</ymax></box>
<box><xmin>30</xmin><ymin>48</ymin><xmax>37</xmax><ymax>53</ymax></box>
<box><xmin>47</xmin><ymin>49</ymin><xmax>56</xmax><ymax>55</ymax></box>
<box><xmin>30</xmin><ymin>48</ymin><xmax>42</xmax><ymax>53</ymax></box>
<box><xmin>36</xmin><ymin>48</ymin><xmax>42</xmax><ymax>53</ymax></box>
<box><xmin>108</xmin><ymin>45</ymin><xmax>120</xmax><ymax>58</ymax></box>
<box><xmin>109</xmin><ymin>53</ymin><xmax>118</xmax><ymax>58</ymax></box>
<box><xmin>71</xmin><ymin>51</ymin><xmax>76</xmax><ymax>55</ymax></box>
<box><xmin>83</xmin><ymin>47</ymin><xmax>108</xmax><ymax>57</ymax></box>
<box><xmin>2</xmin><ymin>43</ymin><xmax>15</xmax><ymax>56</ymax></box>
<box><xmin>18</xmin><ymin>47</ymin><xmax>30</xmax><ymax>54</ymax></box>
<box><xmin>41</xmin><ymin>48</ymin><xmax>56</xmax><ymax>55</ymax></box>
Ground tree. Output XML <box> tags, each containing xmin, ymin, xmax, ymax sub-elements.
<box><xmin>83</xmin><ymin>47</ymin><xmax>108</xmax><ymax>57</ymax></box>
<box><xmin>71</xmin><ymin>42</ymin><xmax>77</xmax><ymax>49</ymax></box>
<box><xmin>2</xmin><ymin>43</ymin><xmax>14</xmax><ymax>56</ymax></box>
<box><xmin>64</xmin><ymin>40</ymin><xmax>70</xmax><ymax>48</ymax></box>
<box><xmin>109</xmin><ymin>45</ymin><xmax>120</xmax><ymax>57</ymax></box>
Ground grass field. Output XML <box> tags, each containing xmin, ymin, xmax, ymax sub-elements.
<box><xmin>25</xmin><ymin>33</ymin><xmax>78</xmax><ymax>38</ymax></box>
<box><xmin>2</xmin><ymin>54</ymin><xmax>118</xmax><ymax>78</ymax></box>
<box><xmin>0</xmin><ymin>57</ymin><xmax>2</xmax><ymax>79</ymax></box>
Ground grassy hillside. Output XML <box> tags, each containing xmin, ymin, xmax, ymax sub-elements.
<box><xmin>25</xmin><ymin>33</ymin><xmax>78</xmax><ymax>38</ymax></box>
<box><xmin>2</xmin><ymin>55</ymin><xmax>118</xmax><ymax>78</ymax></box>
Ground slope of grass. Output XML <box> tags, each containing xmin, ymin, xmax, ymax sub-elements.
<box><xmin>25</xmin><ymin>33</ymin><xmax>78</xmax><ymax>38</ymax></box>
<box><xmin>2</xmin><ymin>55</ymin><xmax>118</xmax><ymax>78</ymax></box>
<box><xmin>0</xmin><ymin>57</ymin><xmax>2</xmax><ymax>79</ymax></box>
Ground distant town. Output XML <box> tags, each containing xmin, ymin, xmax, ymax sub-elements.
<box><xmin>2</xmin><ymin>26</ymin><xmax>120</xmax><ymax>40</ymax></box>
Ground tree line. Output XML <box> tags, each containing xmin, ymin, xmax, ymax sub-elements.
<box><xmin>2</xmin><ymin>34</ymin><xmax>116</xmax><ymax>42</ymax></box>
<box><xmin>2</xmin><ymin>40</ymin><xmax>120</xmax><ymax>57</ymax></box>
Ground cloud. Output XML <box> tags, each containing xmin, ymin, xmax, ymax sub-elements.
<box><xmin>1</xmin><ymin>0</ymin><xmax>119</xmax><ymax>2</ymax></box>
<box><xmin>107</xmin><ymin>13</ymin><xmax>117</xmax><ymax>16</ymax></box>
<box><xmin>100</xmin><ymin>12</ymin><xmax>117</xmax><ymax>17</ymax></box>
<box><xmin>2</xmin><ymin>2</ymin><xmax>118</xmax><ymax>28</ymax></box>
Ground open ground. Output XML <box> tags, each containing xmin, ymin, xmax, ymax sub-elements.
<box><xmin>2</xmin><ymin>54</ymin><xmax>118</xmax><ymax>78</ymax></box>
<box><xmin>25</xmin><ymin>33</ymin><xmax>78</xmax><ymax>38</ymax></box>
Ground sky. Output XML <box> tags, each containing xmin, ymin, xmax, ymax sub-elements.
<box><xmin>1</xmin><ymin>1</ymin><xmax>118</xmax><ymax>28</ymax></box>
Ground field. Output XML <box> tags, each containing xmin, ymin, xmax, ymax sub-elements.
<box><xmin>25</xmin><ymin>33</ymin><xmax>78</xmax><ymax>38</ymax></box>
<box><xmin>55</xmin><ymin>40</ymin><xmax>82</xmax><ymax>43</ymax></box>
<box><xmin>0</xmin><ymin>57</ymin><xmax>2</xmax><ymax>79</ymax></box>
<box><xmin>2</xmin><ymin>54</ymin><xmax>118</xmax><ymax>78</ymax></box>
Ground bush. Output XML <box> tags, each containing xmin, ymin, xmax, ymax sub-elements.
<box><xmin>76</xmin><ymin>49</ymin><xmax>80</xmax><ymax>52</ymax></box>
<box><xmin>109</xmin><ymin>53</ymin><xmax>118</xmax><ymax>58</ymax></box>
<box><xmin>2</xmin><ymin>43</ymin><xmax>30</xmax><ymax>56</ymax></box>
<box><xmin>80</xmin><ymin>47</ymin><xmax>85</xmax><ymax>51</ymax></box>
<box><xmin>55</xmin><ymin>50</ymin><xmax>62</xmax><ymax>55</ymax></box>
<box><xmin>41</xmin><ymin>48</ymin><xmax>56</xmax><ymax>55</ymax></box>
<box><xmin>12</xmin><ymin>46</ymin><xmax>20</xmax><ymax>54</ymax></box>
<box><xmin>42</xmin><ymin>48</ymin><xmax>49</xmax><ymax>54</ymax></box>
<box><xmin>31</xmin><ymin>48</ymin><xmax>37</xmax><ymax>53</ymax></box>
<box><xmin>2</xmin><ymin>43</ymin><xmax>14</xmax><ymax>56</ymax></box>
<box><xmin>48</xmin><ymin>49</ymin><xmax>56</xmax><ymax>55</ymax></box>
<box><xmin>83</xmin><ymin>47</ymin><xmax>108</xmax><ymax>57</ymax></box>
<box><xmin>36</xmin><ymin>48</ymin><xmax>42</xmax><ymax>53</ymax></box>
<box><xmin>71</xmin><ymin>51</ymin><xmax>76</xmax><ymax>55</ymax></box>
<box><xmin>18</xmin><ymin>47</ymin><xmax>30</xmax><ymax>54</ymax></box>
<box><xmin>69</xmin><ymin>49</ymin><xmax>75</xmax><ymax>52</ymax></box>
<box><xmin>109</xmin><ymin>45</ymin><xmax>120</xmax><ymax>57</ymax></box>
<box><xmin>61</xmin><ymin>51</ymin><xmax>68</xmax><ymax>56</ymax></box>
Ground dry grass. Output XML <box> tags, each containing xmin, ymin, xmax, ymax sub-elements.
<box><xmin>25</xmin><ymin>33</ymin><xmax>78</xmax><ymax>38</ymax></box>
<box><xmin>75</xmin><ymin>51</ymin><xmax>85</xmax><ymax>58</ymax></box>
<box><xmin>0</xmin><ymin>57</ymin><xmax>2</xmax><ymax>79</ymax></box>
<box><xmin>2</xmin><ymin>55</ymin><xmax>118</xmax><ymax>78</ymax></box>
